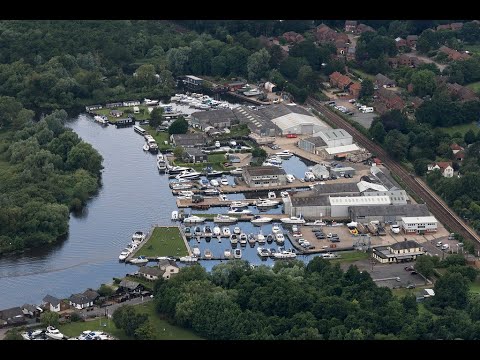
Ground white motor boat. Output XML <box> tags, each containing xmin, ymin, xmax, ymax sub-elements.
<box><xmin>233</xmin><ymin>226</ymin><xmax>241</xmax><ymax>235</ymax></box>
<box><xmin>213</xmin><ymin>226</ymin><xmax>221</xmax><ymax>236</ymax></box>
<box><xmin>230</xmin><ymin>168</ymin><xmax>244</xmax><ymax>175</ymax></box>
<box><xmin>132</xmin><ymin>231</ymin><xmax>146</xmax><ymax>242</ymax></box>
<box><xmin>183</xmin><ymin>216</ymin><xmax>205</xmax><ymax>224</ymax></box>
<box><xmin>230</xmin><ymin>234</ymin><xmax>238</xmax><ymax>245</ymax></box>
<box><xmin>224</xmin><ymin>249</ymin><xmax>232</xmax><ymax>258</ymax></box>
<box><xmin>275</xmin><ymin>233</ymin><xmax>285</xmax><ymax>244</ymax></box>
<box><xmin>305</xmin><ymin>220</ymin><xmax>326</xmax><ymax>226</ymax></box>
<box><xmin>118</xmin><ymin>249</ymin><xmax>131</xmax><ymax>261</ymax></box>
<box><xmin>192</xmin><ymin>246</ymin><xmax>201</xmax><ymax>257</ymax></box>
<box><xmin>179</xmin><ymin>255</ymin><xmax>198</xmax><ymax>263</ymax></box>
<box><xmin>280</xmin><ymin>191</ymin><xmax>290</xmax><ymax>198</ymax></box>
<box><xmin>94</xmin><ymin>115</ymin><xmax>108</xmax><ymax>125</ymax></box>
<box><xmin>280</xmin><ymin>216</ymin><xmax>305</xmax><ymax>225</ymax></box>
<box><xmin>272</xmin><ymin>224</ymin><xmax>281</xmax><ymax>234</ymax></box>
<box><xmin>251</xmin><ymin>215</ymin><xmax>273</xmax><ymax>224</ymax></box>
<box><xmin>286</xmin><ymin>174</ymin><xmax>295</xmax><ymax>183</ymax></box>
<box><xmin>210</xmin><ymin>179</ymin><xmax>220</xmax><ymax>187</ymax></box>
<box><xmin>257</xmin><ymin>233</ymin><xmax>266</xmax><ymax>244</ymax></box>
<box><xmin>230</xmin><ymin>201</ymin><xmax>249</xmax><ymax>208</ymax></box>
<box><xmin>267</xmin><ymin>191</ymin><xmax>276</xmax><ymax>199</ymax></box>
<box><xmin>222</xmin><ymin>227</ymin><xmax>231</xmax><ymax>237</ymax></box>
<box><xmin>220</xmin><ymin>177</ymin><xmax>229</xmax><ymax>186</ymax></box>
<box><xmin>171</xmin><ymin>183</ymin><xmax>193</xmax><ymax>191</ymax></box>
<box><xmin>257</xmin><ymin>247</ymin><xmax>271</xmax><ymax>258</ymax></box>
<box><xmin>204</xmin><ymin>249</ymin><xmax>213</xmax><ymax>259</ymax></box>
<box><xmin>214</xmin><ymin>214</ymin><xmax>238</xmax><ymax>224</ymax></box>
<box><xmin>262</xmin><ymin>160</ymin><xmax>283</xmax><ymax>168</ymax></box>
<box><xmin>168</xmin><ymin>166</ymin><xmax>192</xmax><ymax>174</ymax></box>
<box><xmin>128</xmin><ymin>256</ymin><xmax>149</xmax><ymax>265</ymax></box>
<box><xmin>157</xmin><ymin>159</ymin><xmax>167</xmax><ymax>172</ymax></box>
<box><xmin>175</xmin><ymin>170</ymin><xmax>201</xmax><ymax>180</ymax></box>
<box><xmin>45</xmin><ymin>326</ymin><xmax>65</xmax><ymax>340</ymax></box>
<box><xmin>233</xmin><ymin>248</ymin><xmax>242</xmax><ymax>259</ymax></box>
<box><xmin>255</xmin><ymin>198</ymin><xmax>280</xmax><ymax>208</ymax></box>
<box><xmin>204</xmin><ymin>188</ymin><xmax>220</xmax><ymax>196</ymax></box>
<box><xmin>275</xmin><ymin>150</ymin><xmax>293</xmax><ymax>158</ymax></box>
<box><xmin>204</xmin><ymin>226</ymin><xmax>213</xmax><ymax>238</ymax></box>
<box><xmin>274</xmin><ymin>249</ymin><xmax>297</xmax><ymax>259</ymax></box>
<box><xmin>205</xmin><ymin>170</ymin><xmax>224</xmax><ymax>178</ymax></box>
<box><xmin>177</xmin><ymin>190</ymin><xmax>194</xmax><ymax>198</ymax></box>
<box><xmin>171</xmin><ymin>211</ymin><xmax>178</xmax><ymax>220</ymax></box>
<box><xmin>143</xmin><ymin>143</ymin><xmax>149</xmax><ymax>151</ymax></box>
<box><xmin>239</xmin><ymin>233</ymin><xmax>247</xmax><ymax>245</ymax></box>
<box><xmin>228</xmin><ymin>208</ymin><xmax>252</xmax><ymax>215</ymax></box>
<box><xmin>304</xmin><ymin>171</ymin><xmax>315</xmax><ymax>181</ymax></box>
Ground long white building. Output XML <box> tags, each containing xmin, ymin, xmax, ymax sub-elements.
<box><xmin>330</xmin><ymin>195</ymin><xmax>391</xmax><ymax>218</ymax></box>
<box><xmin>401</xmin><ymin>216</ymin><xmax>438</xmax><ymax>234</ymax></box>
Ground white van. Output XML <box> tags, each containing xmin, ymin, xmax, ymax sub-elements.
<box><xmin>441</xmin><ymin>244</ymin><xmax>449</xmax><ymax>250</ymax></box>
<box><xmin>286</xmin><ymin>174</ymin><xmax>295</xmax><ymax>183</ymax></box>
<box><xmin>362</xmin><ymin>107</ymin><xmax>374</xmax><ymax>113</ymax></box>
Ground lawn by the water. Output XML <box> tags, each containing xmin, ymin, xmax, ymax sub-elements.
<box><xmin>440</xmin><ymin>122</ymin><xmax>480</xmax><ymax>136</ymax></box>
<box><xmin>58</xmin><ymin>302</ymin><xmax>202</xmax><ymax>340</ymax></box>
<box><xmin>136</xmin><ymin>226</ymin><xmax>188</xmax><ymax>258</ymax></box>
<box><xmin>331</xmin><ymin>250</ymin><xmax>370</xmax><ymax>264</ymax></box>
<box><xmin>95</xmin><ymin>105</ymin><xmax>151</xmax><ymax>122</ymax></box>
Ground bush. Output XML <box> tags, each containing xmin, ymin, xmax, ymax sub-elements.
<box><xmin>70</xmin><ymin>312</ymin><xmax>82</xmax><ymax>322</ymax></box>
<box><xmin>113</xmin><ymin>277</ymin><xmax>122</xmax><ymax>284</ymax></box>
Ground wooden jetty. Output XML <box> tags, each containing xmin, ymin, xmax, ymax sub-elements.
<box><xmin>176</xmin><ymin>197</ymin><xmax>282</xmax><ymax>209</ymax></box>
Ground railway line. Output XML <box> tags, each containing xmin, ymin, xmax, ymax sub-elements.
<box><xmin>307</xmin><ymin>97</ymin><xmax>480</xmax><ymax>247</ymax></box>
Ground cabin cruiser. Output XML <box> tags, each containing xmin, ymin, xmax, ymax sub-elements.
<box><xmin>304</xmin><ymin>171</ymin><xmax>315</xmax><ymax>181</ymax></box>
<box><xmin>214</xmin><ymin>214</ymin><xmax>238</xmax><ymax>224</ymax></box>
<box><xmin>118</xmin><ymin>249</ymin><xmax>131</xmax><ymax>261</ymax></box>
<box><xmin>45</xmin><ymin>326</ymin><xmax>65</xmax><ymax>340</ymax></box>
<box><xmin>233</xmin><ymin>248</ymin><xmax>242</xmax><ymax>259</ymax></box>
<box><xmin>210</xmin><ymin>179</ymin><xmax>220</xmax><ymax>187</ymax></box>
<box><xmin>267</xmin><ymin>155</ymin><xmax>283</xmax><ymax>164</ymax></box>
<box><xmin>184</xmin><ymin>227</ymin><xmax>191</xmax><ymax>236</ymax></box>
<box><xmin>233</xmin><ymin>226</ymin><xmax>241</xmax><ymax>235</ymax></box>
<box><xmin>93</xmin><ymin>115</ymin><xmax>108</xmax><ymax>125</ymax></box>
<box><xmin>204</xmin><ymin>226</ymin><xmax>212</xmax><ymax>238</ymax></box>
<box><xmin>286</xmin><ymin>174</ymin><xmax>295</xmax><ymax>183</ymax></box>
<box><xmin>273</xmin><ymin>249</ymin><xmax>297</xmax><ymax>259</ymax></box>
<box><xmin>132</xmin><ymin>231</ymin><xmax>146</xmax><ymax>242</ymax></box>
<box><xmin>280</xmin><ymin>191</ymin><xmax>290</xmax><ymax>198</ymax></box>
<box><xmin>230</xmin><ymin>201</ymin><xmax>249</xmax><ymax>208</ymax></box>
<box><xmin>220</xmin><ymin>177</ymin><xmax>229</xmax><ymax>186</ymax></box>
<box><xmin>230</xmin><ymin>168</ymin><xmax>243</xmax><ymax>176</ymax></box>
<box><xmin>157</xmin><ymin>154</ymin><xmax>167</xmax><ymax>171</ymax></box>
<box><xmin>248</xmin><ymin>233</ymin><xmax>256</xmax><ymax>245</ymax></box>
<box><xmin>171</xmin><ymin>211</ymin><xmax>178</xmax><ymax>220</ymax></box>
<box><xmin>255</xmin><ymin>198</ymin><xmax>280</xmax><ymax>208</ymax></box>
<box><xmin>228</xmin><ymin>208</ymin><xmax>251</xmax><ymax>215</ymax></box>
<box><xmin>257</xmin><ymin>247</ymin><xmax>271</xmax><ymax>258</ymax></box>
<box><xmin>230</xmin><ymin>234</ymin><xmax>238</xmax><ymax>245</ymax></box>
<box><xmin>168</xmin><ymin>166</ymin><xmax>192</xmax><ymax>175</ymax></box>
<box><xmin>171</xmin><ymin>183</ymin><xmax>193</xmax><ymax>191</ymax></box>
<box><xmin>183</xmin><ymin>216</ymin><xmax>205</xmax><ymax>224</ymax></box>
<box><xmin>143</xmin><ymin>143</ymin><xmax>150</xmax><ymax>151</ymax></box>
<box><xmin>266</xmin><ymin>234</ymin><xmax>274</xmax><ymax>243</ymax></box>
<box><xmin>272</xmin><ymin>224</ymin><xmax>281</xmax><ymax>234</ymax></box>
<box><xmin>239</xmin><ymin>233</ymin><xmax>247</xmax><ymax>245</ymax></box>
<box><xmin>222</xmin><ymin>227</ymin><xmax>231</xmax><ymax>237</ymax></box>
<box><xmin>204</xmin><ymin>249</ymin><xmax>213</xmax><ymax>259</ymax></box>
<box><xmin>306</xmin><ymin>220</ymin><xmax>327</xmax><ymax>226</ymax></box>
<box><xmin>21</xmin><ymin>329</ymin><xmax>44</xmax><ymax>340</ymax></box>
<box><xmin>275</xmin><ymin>150</ymin><xmax>293</xmax><ymax>158</ymax></box>
<box><xmin>213</xmin><ymin>226</ymin><xmax>221</xmax><ymax>236</ymax></box>
<box><xmin>267</xmin><ymin>191</ymin><xmax>276</xmax><ymax>199</ymax></box>
<box><xmin>192</xmin><ymin>246</ymin><xmax>201</xmax><ymax>257</ymax></box>
<box><xmin>275</xmin><ymin>233</ymin><xmax>285</xmax><ymax>244</ymax></box>
<box><xmin>177</xmin><ymin>190</ymin><xmax>194</xmax><ymax>198</ymax></box>
<box><xmin>194</xmin><ymin>226</ymin><xmax>202</xmax><ymax>236</ymax></box>
<box><xmin>179</xmin><ymin>255</ymin><xmax>198</xmax><ymax>263</ymax></box>
<box><xmin>203</xmin><ymin>188</ymin><xmax>220</xmax><ymax>196</ymax></box>
<box><xmin>262</xmin><ymin>160</ymin><xmax>282</xmax><ymax>168</ymax></box>
<box><xmin>175</xmin><ymin>170</ymin><xmax>201</xmax><ymax>180</ymax></box>
<box><xmin>205</xmin><ymin>170</ymin><xmax>224</xmax><ymax>177</ymax></box>
<box><xmin>128</xmin><ymin>256</ymin><xmax>149</xmax><ymax>265</ymax></box>
<box><xmin>224</xmin><ymin>249</ymin><xmax>232</xmax><ymax>258</ymax></box>
<box><xmin>280</xmin><ymin>216</ymin><xmax>305</xmax><ymax>225</ymax></box>
<box><xmin>251</xmin><ymin>215</ymin><xmax>273</xmax><ymax>224</ymax></box>
<box><xmin>257</xmin><ymin>232</ymin><xmax>266</xmax><ymax>244</ymax></box>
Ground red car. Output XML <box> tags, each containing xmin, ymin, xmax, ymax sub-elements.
<box><xmin>286</xmin><ymin>134</ymin><xmax>297</xmax><ymax>138</ymax></box>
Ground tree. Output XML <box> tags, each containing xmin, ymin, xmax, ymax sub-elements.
<box><xmin>431</xmin><ymin>272</ymin><xmax>469</xmax><ymax>310</ymax></box>
<box><xmin>112</xmin><ymin>305</ymin><xmax>148</xmax><ymax>337</ymax></box>
<box><xmin>173</xmin><ymin>146</ymin><xmax>184</xmax><ymax>159</ymax></box>
<box><xmin>168</xmin><ymin>117</ymin><xmax>188</xmax><ymax>135</ymax></box>
<box><xmin>150</xmin><ymin>107</ymin><xmax>164</xmax><ymax>129</ymax></box>
<box><xmin>40</xmin><ymin>311</ymin><xmax>60</xmax><ymax>327</ymax></box>
<box><xmin>384</xmin><ymin>130</ymin><xmax>409</xmax><ymax>160</ymax></box>
<box><xmin>369</xmin><ymin>120</ymin><xmax>386</xmax><ymax>143</ymax></box>
<box><xmin>97</xmin><ymin>284</ymin><xmax>114</xmax><ymax>297</ymax></box>
<box><xmin>411</xmin><ymin>70</ymin><xmax>436</xmax><ymax>97</ymax></box>
<box><xmin>247</xmin><ymin>48</ymin><xmax>271</xmax><ymax>81</ymax></box>
<box><xmin>359</xmin><ymin>79</ymin><xmax>374</xmax><ymax>99</ymax></box>
<box><xmin>134</xmin><ymin>320</ymin><xmax>157</xmax><ymax>340</ymax></box>
<box><xmin>66</xmin><ymin>142</ymin><xmax>103</xmax><ymax>176</ymax></box>
<box><xmin>414</xmin><ymin>158</ymin><xmax>431</xmax><ymax>176</ymax></box>
<box><xmin>4</xmin><ymin>329</ymin><xmax>23</xmax><ymax>340</ymax></box>
<box><xmin>414</xmin><ymin>255</ymin><xmax>434</xmax><ymax>279</ymax></box>
<box><xmin>465</xmin><ymin>129</ymin><xmax>476</xmax><ymax>145</ymax></box>
<box><xmin>379</xmin><ymin>109</ymin><xmax>408</xmax><ymax>133</ymax></box>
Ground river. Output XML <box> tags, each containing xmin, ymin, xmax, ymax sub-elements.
<box><xmin>0</xmin><ymin>114</ymin><xmax>318</xmax><ymax>309</ymax></box>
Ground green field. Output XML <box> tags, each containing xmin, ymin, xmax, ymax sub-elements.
<box><xmin>331</xmin><ymin>251</ymin><xmax>370</xmax><ymax>264</ymax></box>
<box><xmin>466</xmin><ymin>81</ymin><xmax>480</xmax><ymax>95</ymax></box>
<box><xmin>58</xmin><ymin>302</ymin><xmax>202</xmax><ymax>340</ymax></box>
<box><xmin>469</xmin><ymin>278</ymin><xmax>480</xmax><ymax>294</ymax></box>
<box><xmin>142</xmin><ymin>125</ymin><xmax>171</xmax><ymax>151</ymax></box>
<box><xmin>95</xmin><ymin>105</ymin><xmax>151</xmax><ymax>122</ymax></box>
<box><xmin>174</xmin><ymin>152</ymin><xmax>230</xmax><ymax>171</ymax></box>
<box><xmin>464</xmin><ymin>44</ymin><xmax>480</xmax><ymax>56</ymax></box>
<box><xmin>136</xmin><ymin>226</ymin><xmax>188</xmax><ymax>258</ymax></box>
<box><xmin>440</xmin><ymin>122</ymin><xmax>480</xmax><ymax>136</ymax></box>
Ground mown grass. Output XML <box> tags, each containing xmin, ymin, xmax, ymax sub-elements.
<box><xmin>95</xmin><ymin>105</ymin><xmax>151</xmax><ymax>122</ymax></box>
<box><xmin>136</xmin><ymin>226</ymin><xmax>188</xmax><ymax>258</ymax></box>
<box><xmin>440</xmin><ymin>122</ymin><xmax>480</xmax><ymax>137</ymax></box>
<box><xmin>466</xmin><ymin>81</ymin><xmax>480</xmax><ymax>94</ymax></box>
<box><xmin>331</xmin><ymin>251</ymin><xmax>370</xmax><ymax>264</ymax></box>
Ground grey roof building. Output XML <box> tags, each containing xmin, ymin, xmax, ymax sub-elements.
<box><xmin>42</xmin><ymin>295</ymin><xmax>61</xmax><ymax>307</ymax></box>
<box><xmin>170</xmin><ymin>133</ymin><xmax>206</xmax><ymax>148</ymax></box>
<box><xmin>312</xmin><ymin>182</ymin><xmax>360</xmax><ymax>195</ymax></box>
<box><xmin>190</xmin><ymin>109</ymin><xmax>238</xmax><ymax>130</ymax></box>
<box><xmin>118</xmin><ymin>279</ymin><xmax>142</xmax><ymax>291</ymax></box>
<box><xmin>242</xmin><ymin>166</ymin><xmax>287</xmax><ymax>188</ymax></box>
<box><xmin>298</xmin><ymin>136</ymin><xmax>328</xmax><ymax>154</ymax></box>
<box><xmin>349</xmin><ymin>204</ymin><xmax>430</xmax><ymax>223</ymax></box>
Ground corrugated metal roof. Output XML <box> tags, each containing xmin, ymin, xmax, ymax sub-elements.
<box><xmin>325</xmin><ymin>144</ymin><xmax>360</xmax><ymax>155</ymax></box>
<box><xmin>329</xmin><ymin>195</ymin><xmax>391</xmax><ymax>206</ymax></box>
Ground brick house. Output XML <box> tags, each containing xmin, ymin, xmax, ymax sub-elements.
<box><xmin>373</xmin><ymin>88</ymin><xmax>405</xmax><ymax>114</ymax></box>
<box><xmin>356</xmin><ymin>23</ymin><xmax>375</xmax><ymax>34</ymax></box>
<box><xmin>427</xmin><ymin>162</ymin><xmax>454</xmax><ymax>178</ymax></box>
<box><xmin>345</xmin><ymin>20</ymin><xmax>358</xmax><ymax>32</ymax></box>
<box><xmin>450</xmin><ymin>143</ymin><xmax>465</xmax><ymax>154</ymax></box>
<box><xmin>349</xmin><ymin>82</ymin><xmax>361</xmax><ymax>98</ymax></box>
<box><xmin>395</xmin><ymin>37</ymin><xmax>407</xmax><ymax>48</ymax></box>
<box><xmin>329</xmin><ymin>71</ymin><xmax>352</xmax><ymax>91</ymax></box>
<box><xmin>375</xmin><ymin>73</ymin><xmax>396</xmax><ymax>88</ymax></box>
<box><xmin>282</xmin><ymin>31</ymin><xmax>305</xmax><ymax>44</ymax></box>
<box><xmin>439</xmin><ymin>46</ymin><xmax>470</xmax><ymax>61</ymax></box>
<box><xmin>406</xmin><ymin>35</ymin><xmax>418</xmax><ymax>48</ymax></box>
<box><xmin>446</xmin><ymin>83</ymin><xmax>478</xmax><ymax>102</ymax></box>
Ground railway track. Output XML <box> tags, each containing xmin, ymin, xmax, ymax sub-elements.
<box><xmin>307</xmin><ymin>97</ymin><xmax>480</xmax><ymax>247</ymax></box>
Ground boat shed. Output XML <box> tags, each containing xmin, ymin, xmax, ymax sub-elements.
<box><xmin>330</xmin><ymin>195</ymin><xmax>391</xmax><ymax>218</ymax></box>
<box><xmin>324</xmin><ymin>144</ymin><xmax>360</xmax><ymax>158</ymax></box>
<box><xmin>349</xmin><ymin>204</ymin><xmax>430</xmax><ymax>223</ymax></box>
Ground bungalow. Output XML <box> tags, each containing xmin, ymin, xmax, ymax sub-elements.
<box><xmin>110</xmin><ymin>109</ymin><xmax>123</xmax><ymax>118</ymax></box>
<box><xmin>22</xmin><ymin>304</ymin><xmax>42</xmax><ymax>318</ymax></box>
<box><xmin>406</xmin><ymin>35</ymin><xmax>418</xmax><ymax>48</ymax></box>
<box><xmin>190</xmin><ymin>109</ymin><xmax>237</xmax><ymax>130</ymax></box>
<box><xmin>372</xmin><ymin>240</ymin><xmax>424</xmax><ymax>263</ymax></box>
<box><xmin>117</xmin><ymin>279</ymin><xmax>145</xmax><ymax>295</ymax></box>
<box><xmin>446</xmin><ymin>83</ymin><xmax>478</xmax><ymax>102</ymax></box>
<box><xmin>450</xmin><ymin>143</ymin><xmax>464</xmax><ymax>154</ymax></box>
<box><xmin>345</xmin><ymin>20</ymin><xmax>358</xmax><ymax>33</ymax></box>
<box><xmin>375</xmin><ymin>73</ymin><xmax>396</xmax><ymax>88</ymax></box>
<box><xmin>157</xmin><ymin>259</ymin><xmax>180</xmax><ymax>280</ymax></box>
<box><xmin>397</xmin><ymin>54</ymin><xmax>424</xmax><ymax>67</ymax></box>
<box><xmin>282</xmin><ymin>31</ymin><xmax>305</xmax><ymax>43</ymax></box>
<box><xmin>348</xmin><ymin>82</ymin><xmax>361</xmax><ymax>98</ymax></box>
<box><xmin>42</xmin><ymin>295</ymin><xmax>63</xmax><ymax>312</ymax></box>
<box><xmin>170</xmin><ymin>133</ymin><xmax>206</xmax><ymax>148</ymax></box>
<box><xmin>69</xmin><ymin>294</ymin><xmax>92</xmax><ymax>310</ymax></box>
<box><xmin>329</xmin><ymin>71</ymin><xmax>352</xmax><ymax>91</ymax></box>
<box><xmin>122</xmin><ymin>100</ymin><xmax>140</xmax><ymax>107</ymax></box>
<box><xmin>427</xmin><ymin>162</ymin><xmax>454</xmax><ymax>178</ymax></box>
<box><xmin>105</xmin><ymin>102</ymin><xmax>123</xmax><ymax>109</ymax></box>
<box><xmin>0</xmin><ymin>307</ymin><xmax>26</xmax><ymax>327</ymax></box>
<box><xmin>183</xmin><ymin>148</ymin><xmax>208</xmax><ymax>163</ymax></box>
<box><xmin>138</xmin><ymin>266</ymin><xmax>164</xmax><ymax>281</ymax></box>
<box><xmin>85</xmin><ymin>105</ymin><xmax>103</xmax><ymax>112</ymax></box>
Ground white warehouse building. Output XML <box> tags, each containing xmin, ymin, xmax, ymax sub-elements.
<box><xmin>318</xmin><ymin>129</ymin><xmax>353</xmax><ymax>148</ymax></box>
<box><xmin>401</xmin><ymin>216</ymin><xmax>438</xmax><ymax>234</ymax></box>
<box><xmin>330</xmin><ymin>195</ymin><xmax>391</xmax><ymax>218</ymax></box>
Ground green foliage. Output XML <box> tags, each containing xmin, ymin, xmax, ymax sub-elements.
<box><xmin>168</xmin><ymin>117</ymin><xmax>188</xmax><ymax>135</ymax></box>
<box><xmin>384</xmin><ymin>130</ymin><xmax>409</xmax><ymax>160</ymax></box>
<box><xmin>247</xmin><ymin>48</ymin><xmax>271</xmax><ymax>81</ymax></box>
<box><xmin>4</xmin><ymin>328</ymin><xmax>23</xmax><ymax>340</ymax></box>
<box><xmin>410</xmin><ymin>70</ymin><xmax>436</xmax><ymax>97</ymax></box>
<box><xmin>173</xmin><ymin>146</ymin><xmax>184</xmax><ymax>159</ymax></box>
<box><xmin>69</xmin><ymin>312</ymin><xmax>82</xmax><ymax>322</ymax></box>
<box><xmin>112</xmin><ymin>304</ymin><xmax>149</xmax><ymax>338</ymax></box>
<box><xmin>359</xmin><ymin>79</ymin><xmax>374</xmax><ymax>99</ymax></box>
<box><xmin>40</xmin><ymin>311</ymin><xmax>60</xmax><ymax>327</ymax></box>
<box><xmin>414</xmin><ymin>255</ymin><xmax>435</xmax><ymax>278</ymax></box>
<box><xmin>97</xmin><ymin>284</ymin><xmax>115</xmax><ymax>297</ymax></box>
<box><xmin>134</xmin><ymin>320</ymin><xmax>157</xmax><ymax>340</ymax></box>
<box><xmin>149</xmin><ymin>107</ymin><xmax>164</xmax><ymax>129</ymax></box>
<box><xmin>431</xmin><ymin>272</ymin><xmax>470</xmax><ymax>311</ymax></box>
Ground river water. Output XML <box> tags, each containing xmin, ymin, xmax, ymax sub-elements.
<box><xmin>0</xmin><ymin>114</ymin><xmax>318</xmax><ymax>309</ymax></box>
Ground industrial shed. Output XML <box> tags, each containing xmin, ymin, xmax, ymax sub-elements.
<box><xmin>283</xmin><ymin>194</ymin><xmax>331</xmax><ymax>219</ymax></box>
<box><xmin>317</xmin><ymin>129</ymin><xmax>353</xmax><ymax>147</ymax></box>
<box><xmin>330</xmin><ymin>195</ymin><xmax>391</xmax><ymax>218</ymax></box>
<box><xmin>349</xmin><ymin>204</ymin><xmax>430</xmax><ymax>223</ymax></box>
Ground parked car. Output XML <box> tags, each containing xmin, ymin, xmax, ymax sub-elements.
<box><xmin>404</xmin><ymin>266</ymin><xmax>414</xmax><ymax>271</ymax></box>
<box><xmin>406</xmin><ymin>284</ymin><xmax>416</xmax><ymax>289</ymax></box>
<box><xmin>410</xmin><ymin>271</ymin><xmax>418</xmax><ymax>275</ymax></box>
<box><xmin>286</xmin><ymin>134</ymin><xmax>297</xmax><ymax>138</ymax></box>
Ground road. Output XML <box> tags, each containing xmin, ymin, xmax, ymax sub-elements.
<box><xmin>307</xmin><ymin>97</ymin><xmax>480</xmax><ymax>249</ymax></box>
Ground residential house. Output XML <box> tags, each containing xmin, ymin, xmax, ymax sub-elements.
<box><xmin>242</xmin><ymin>166</ymin><xmax>287</xmax><ymax>188</ymax></box>
<box><xmin>157</xmin><ymin>259</ymin><xmax>180</xmax><ymax>280</ymax></box>
<box><xmin>183</xmin><ymin>148</ymin><xmax>208</xmax><ymax>163</ymax></box>
<box><xmin>446</xmin><ymin>83</ymin><xmax>478</xmax><ymax>102</ymax></box>
<box><xmin>401</xmin><ymin>216</ymin><xmax>438</xmax><ymax>234</ymax></box>
<box><xmin>427</xmin><ymin>161</ymin><xmax>454</xmax><ymax>178</ymax></box>
<box><xmin>450</xmin><ymin>143</ymin><xmax>465</xmax><ymax>154</ymax></box>
<box><xmin>184</xmin><ymin>75</ymin><xmax>203</xmax><ymax>86</ymax></box>
<box><xmin>42</xmin><ymin>295</ymin><xmax>64</xmax><ymax>312</ymax></box>
<box><xmin>349</xmin><ymin>82</ymin><xmax>361</xmax><ymax>98</ymax></box>
<box><xmin>345</xmin><ymin>20</ymin><xmax>358</xmax><ymax>33</ymax></box>
<box><xmin>122</xmin><ymin>100</ymin><xmax>140</xmax><ymax>107</ymax></box>
<box><xmin>375</xmin><ymin>73</ymin><xmax>396</xmax><ymax>88</ymax></box>
<box><xmin>138</xmin><ymin>266</ymin><xmax>164</xmax><ymax>281</ymax></box>
<box><xmin>117</xmin><ymin>279</ymin><xmax>145</xmax><ymax>296</ymax></box>
<box><xmin>455</xmin><ymin>151</ymin><xmax>465</xmax><ymax>162</ymax></box>
<box><xmin>372</xmin><ymin>240</ymin><xmax>424</xmax><ymax>263</ymax></box>
<box><xmin>282</xmin><ymin>31</ymin><xmax>305</xmax><ymax>43</ymax></box>
<box><xmin>329</xmin><ymin>71</ymin><xmax>352</xmax><ymax>91</ymax></box>
<box><xmin>226</xmin><ymin>80</ymin><xmax>246</xmax><ymax>91</ymax></box>
<box><xmin>85</xmin><ymin>105</ymin><xmax>102</xmax><ymax>112</ymax></box>
<box><xmin>406</xmin><ymin>35</ymin><xmax>418</xmax><ymax>48</ymax></box>
<box><xmin>388</xmin><ymin>57</ymin><xmax>399</xmax><ymax>68</ymax></box>
<box><xmin>0</xmin><ymin>307</ymin><xmax>26</xmax><ymax>327</ymax></box>
<box><xmin>314</xmin><ymin>24</ymin><xmax>350</xmax><ymax>56</ymax></box>
<box><xmin>69</xmin><ymin>290</ymin><xmax>98</xmax><ymax>310</ymax></box>
<box><xmin>356</xmin><ymin>23</ymin><xmax>375</xmax><ymax>34</ymax></box>
<box><xmin>395</xmin><ymin>37</ymin><xmax>407</xmax><ymax>49</ymax></box>
<box><xmin>110</xmin><ymin>109</ymin><xmax>123</xmax><ymax>118</ymax></box>
<box><xmin>346</xmin><ymin>46</ymin><xmax>356</xmax><ymax>61</ymax></box>
<box><xmin>21</xmin><ymin>304</ymin><xmax>42</xmax><ymax>318</ymax></box>
<box><xmin>105</xmin><ymin>102</ymin><xmax>123</xmax><ymax>108</ymax></box>
<box><xmin>451</xmin><ymin>22</ymin><xmax>464</xmax><ymax>31</ymax></box>
<box><xmin>439</xmin><ymin>46</ymin><xmax>470</xmax><ymax>61</ymax></box>
<box><xmin>190</xmin><ymin>109</ymin><xmax>237</xmax><ymax>130</ymax></box>
<box><xmin>335</xmin><ymin>38</ymin><xmax>349</xmax><ymax>57</ymax></box>
<box><xmin>397</xmin><ymin>54</ymin><xmax>424</xmax><ymax>67</ymax></box>
<box><xmin>437</xmin><ymin>24</ymin><xmax>452</xmax><ymax>31</ymax></box>
<box><xmin>170</xmin><ymin>133</ymin><xmax>206</xmax><ymax>148</ymax></box>
<box><xmin>374</xmin><ymin>88</ymin><xmax>405</xmax><ymax>115</ymax></box>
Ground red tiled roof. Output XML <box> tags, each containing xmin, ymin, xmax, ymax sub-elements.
<box><xmin>435</xmin><ymin>162</ymin><xmax>452</xmax><ymax>170</ymax></box>
<box><xmin>450</xmin><ymin>143</ymin><xmax>464</xmax><ymax>151</ymax></box>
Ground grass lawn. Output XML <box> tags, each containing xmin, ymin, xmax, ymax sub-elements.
<box><xmin>331</xmin><ymin>251</ymin><xmax>370</xmax><ymax>264</ymax></box>
<box><xmin>95</xmin><ymin>105</ymin><xmax>151</xmax><ymax>122</ymax></box>
<box><xmin>469</xmin><ymin>278</ymin><xmax>480</xmax><ymax>294</ymax></box>
<box><xmin>440</xmin><ymin>122</ymin><xmax>480</xmax><ymax>137</ymax></box>
<box><xmin>467</xmin><ymin>81</ymin><xmax>480</xmax><ymax>95</ymax></box>
<box><xmin>142</xmin><ymin>125</ymin><xmax>171</xmax><ymax>151</ymax></box>
<box><xmin>464</xmin><ymin>44</ymin><xmax>480</xmax><ymax>56</ymax></box>
<box><xmin>136</xmin><ymin>226</ymin><xmax>188</xmax><ymax>258</ymax></box>
<box><xmin>174</xmin><ymin>153</ymin><xmax>229</xmax><ymax>172</ymax></box>
<box><xmin>125</xmin><ymin>275</ymin><xmax>154</xmax><ymax>290</ymax></box>
<box><xmin>58</xmin><ymin>302</ymin><xmax>202</xmax><ymax>340</ymax></box>
<box><xmin>349</xmin><ymin>67</ymin><xmax>375</xmax><ymax>81</ymax></box>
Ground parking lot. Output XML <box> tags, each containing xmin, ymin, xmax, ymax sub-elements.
<box><xmin>326</xmin><ymin>98</ymin><xmax>376</xmax><ymax>129</ymax></box>
<box><xmin>342</xmin><ymin>259</ymin><xmax>428</xmax><ymax>289</ymax></box>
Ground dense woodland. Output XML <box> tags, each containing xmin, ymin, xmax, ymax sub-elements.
<box><xmin>149</xmin><ymin>258</ymin><xmax>480</xmax><ymax>340</ymax></box>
